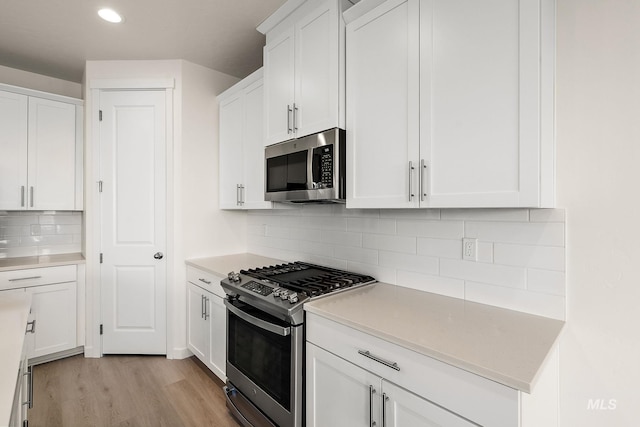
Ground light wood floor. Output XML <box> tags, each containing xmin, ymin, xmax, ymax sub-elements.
<box><xmin>28</xmin><ymin>354</ymin><xmax>242</xmax><ymax>427</ymax></box>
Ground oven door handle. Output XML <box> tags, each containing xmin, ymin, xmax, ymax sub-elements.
<box><xmin>224</xmin><ymin>300</ymin><xmax>291</xmax><ymax>336</ymax></box>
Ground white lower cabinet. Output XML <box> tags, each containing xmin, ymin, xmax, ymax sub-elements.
<box><xmin>186</xmin><ymin>267</ymin><xmax>226</xmax><ymax>381</ymax></box>
<box><xmin>25</xmin><ymin>282</ymin><xmax>77</xmax><ymax>359</ymax></box>
<box><xmin>0</xmin><ymin>265</ymin><xmax>80</xmax><ymax>362</ymax></box>
<box><xmin>307</xmin><ymin>343</ymin><xmax>473</xmax><ymax>427</ymax></box>
<box><xmin>306</xmin><ymin>312</ymin><xmax>523</xmax><ymax>427</ymax></box>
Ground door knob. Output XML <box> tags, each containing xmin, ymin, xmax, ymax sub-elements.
<box><xmin>154</xmin><ymin>252</ymin><xmax>164</xmax><ymax>260</ymax></box>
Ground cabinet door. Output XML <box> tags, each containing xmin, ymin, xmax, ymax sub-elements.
<box><xmin>382</xmin><ymin>380</ymin><xmax>475</xmax><ymax>427</ymax></box>
<box><xmin>187</xmin><ymin>282</ymin><xmax>207</xmax><ymax>361</ymax></box>
<box><xmin>307</xmin><ymin>343</ymin><xmax>381</xmax><ymax>427</ymax></box>
<box><xmin>25</xmin><ymin>282</ymin><xmax>77</xmax><ymax>359</ymax></box>
<box><xmin>0</xmin><ymin>90</ymin><xmax>28</xmax><ymax>210</ymax></box>
<box><xmin>219</xmin><ymin>92</ymin><xmax>245</xmax><ymax>209</ymax></box>
<box><xmin>27</xmin><ymin>97</ymin><xmax>78</xmax><ymax>210</ymax></box>
<box><xmin>346</xmin><ymin>0</ymin><xmax>420</xmax><ymax>209</ymax></box>
<box><xmin>294</xmin><ymin>2</ymin><xmax>339</xmax><ymax>138</ymax></box>
<box><xmin>242</xmin><ymin>80</ymin><xmax>271</xmax><ymax>209</ymax></box>
<box><xmin>206</xmin><ymin>293</ymin><xmax>226</xmax><ymax>381</ymax></box>
<box><xmin>264</xmin><ymin>27</ymin><xmax>296</xmax><ymax>145</ymax></box>
<box><xmin>420</xmin><ymin>0</ymin><xmax>543</xmax><ymax>207</ymax></box>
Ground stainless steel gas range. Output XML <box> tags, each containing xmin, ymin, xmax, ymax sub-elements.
<box><xmin>220</xmin><ymin>262</ymin><xmax>376</xmax><ymax>427</ymax></box>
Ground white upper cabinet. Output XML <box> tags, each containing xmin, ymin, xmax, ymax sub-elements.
<box><xmin>261</xmin><ymin>0</ymin><xmax>345</xmax><ymax>145</ymax></box>
<box><xmin>0</xmin><ymin>85</ymin><xmax>83</xmax><ymax>211</ymax></box>
<box><xmin>0</xmin><ymin>90</ymin><xmax>28</xmax><ymax>210</ymax></box>
<box><xmin>346</xmin><ymin>0</ymin><xmax>555</xmax><ymax>208</ymax></box>
<box><xmin>218</xmin><ymin>69</ymin><xmax>272</xmax><ymax>210</ymax></box>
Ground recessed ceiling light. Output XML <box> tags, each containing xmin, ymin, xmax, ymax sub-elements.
<box><xmin>98</xmin><ymin>8</ymin><xmax>123</xmax><ymax>23</ymax></box>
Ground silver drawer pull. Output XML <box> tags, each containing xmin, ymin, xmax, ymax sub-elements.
<box><xmin>9</xmin><ymin>276</ymin><xmax>42</xmax><ymax>282</ymax></box>
<box><xmin>26</xmin><ymin>320</ymin><xmax>36</xmax><ymax>334</ymax></box>
<box><xmin>198</xmin><ymin>278</ymin><xmax>211</xmax><ymax>285</ymax></box>
<box><xmin>358</xmin><ymin>350</ymin><xmax>400</xmax><ymax>371</ymax></box>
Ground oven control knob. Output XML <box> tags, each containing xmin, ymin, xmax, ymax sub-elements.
<box><xmin>279</xmin><ymin>290</ymin><xmax>290</xmax><ymax>300</ymax></box>
<box><xmin>273</xmin><ymin>288</ymin><xmax>281</xmax><ymax>297</ymax></box>
<box><xmin>288</xmin><ymin>293</ymin><xmax>299</xmax><ymax>304</ymax></box>
<box><xmin>227</xmin><ymin>271</ymin><xmax>241</xmax><ymax>283</ymax></box>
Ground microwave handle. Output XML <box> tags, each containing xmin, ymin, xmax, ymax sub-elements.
<box><xmin>224</xmin><ymin>299</ymin><xmax>291</xmax><ymax>336</ymax></box>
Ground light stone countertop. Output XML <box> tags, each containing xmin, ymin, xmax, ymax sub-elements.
<box><xmin>185</xmin><ymin>253</ymin><xmax>284</xmax><ymax>277</ymax></box>
<box><xmin>0</xmin><ymin>253</ymin><xmax>85</xmax><ymax>272</ymax></box>
<box><xmin>0</xmin><ymin>292</ymin><xmax>31</xmax><ymax>427</ymax></box>
<box><xmin>304</xmin><ymin>282</ymin><xmax>564</xmax><ymax>393</ymax></box>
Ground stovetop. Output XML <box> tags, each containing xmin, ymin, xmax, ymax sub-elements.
<box><xmin>220</xmin><ymin>262</ymin><xmax>376</xmax><ymax>324</ymax></box>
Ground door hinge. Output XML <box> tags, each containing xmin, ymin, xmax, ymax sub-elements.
<box><xmin>100</xmin><ymin>324</ymin><xmax>103</xmax><ymax>335</ymax></box>
<box><xmin>98</xmin><ymin>180</ymin><xmax>103</xmax><ymax>193</ymax></box>
<box><xmin>100</xmin><ymin>253</ymin><xmax>103</xmax><ymax>263</ymax></box>
<box><xmin>99</xmin><ymin>110</ymin><xmax>103</xmax><ymax>121</ymax></box>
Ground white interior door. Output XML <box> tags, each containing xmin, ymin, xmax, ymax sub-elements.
<box><xmin>99</xmin><ymin>90</ymin><xmax>167</xmax><ymax>354</ymax></box>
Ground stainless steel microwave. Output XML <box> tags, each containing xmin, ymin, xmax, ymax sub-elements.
<box><xmin>265</xmin><ymin>128</ymin><xmax>346</xmax><ymax>203</ymax></box>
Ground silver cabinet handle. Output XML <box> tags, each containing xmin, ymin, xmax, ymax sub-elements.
<box><xmin>293</xmin><ymin>103</ymin><xmax>298</xmax><ymax>133</ymax></box>
<box><xmin>204</xmin><ymin>297</ymin><xmax>210</xmax><ymax>320</ymax></box>
<box><xmin>236</xmin><ymin>184</ymin><xmax>241</xmax><ymax>206</ymax></box>
<box><xmin>238</xmin><ymin>184</ymin><xmax>245</xmax><ymax>206</ymax></box>
<box><xmin>358</xmin><ymin>350</ymin><xmax>400</xmax><ymax>371</ymax></box>
<box><xmin>382</xmin><ymin>393</ymin><xmax>389</xmax><ymax>427</ymax></box>
<box><xmin>420</xmin><ymin>159</ymin><xmax>427</xmax><ymax>201</ymax></box>
<box><xmin>201</xmin><ymin>294</ymin><xmax>205</xmax><ymax>319</ymax></box>
<box><xmin>30</xmin><ymin>186</ymin><xmax>34</xmax><ymax>207</ymax></box>
<box><xmin>9</xmin><ymin>276</ymin><xmax>42</xmax><ymax>282</ymax></box>
<box><xmin>198</xmin><ymin>278</ymin><xmax>211</xmax><ymax>285</ymax></box>
<box><xmin>408</xmin><ymin>161</ymin><xmax>415</xmax><ymax>201</ymax></box>
<box><xmin>21</xmin><ymin>186</ymin><xmax>25</xmax><ymax>207</ymax></box>
<box><xmin>287</xmin><ymin>104</ymin><xmax>293</xmax><ymax>134</ymax></box>
<box><xmin>369</xmin><ymin>385</ymin><xmax>377</xmax><ymax>427</ymax></box>
<box><xmin>26</xmin><ymin>320</ymin><xmax>36</xmax><ymax>334</ymax></box>
<box><xmin>23</xmin><ymin>365</ymin><xmax>33</xmax><ymax>408</ymax></box>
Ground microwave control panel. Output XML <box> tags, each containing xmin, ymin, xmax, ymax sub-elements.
<box><xmin>313</xmin><ymin>145</ymin><xmax>333</xmax><ymax>188</ymax></box>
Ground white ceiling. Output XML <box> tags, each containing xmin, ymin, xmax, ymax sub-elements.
<box><xmin>0</xmin><ymin>0</ymin><xmax>287</xmax><ymax>83</ymax></box>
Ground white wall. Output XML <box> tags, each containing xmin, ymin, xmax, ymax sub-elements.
<box><xmin>0</xmin><ymin>64</ymin><xmax>81</xmax><ymax>98</ymax></box>
<box><xmin>556</xmin><ymin>0</ymin><xmax>640</xmax><ymax>424</ymax></box>
<box><xmin>83</xmin><ymin>60</ymin><xmax>242</xmax><ymax>358</ymax></box>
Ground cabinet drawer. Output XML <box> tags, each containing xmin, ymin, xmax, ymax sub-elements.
<box><xmin>306</xmin><ymin>312</ymin><xmax>519</xmax><ymax>427</ymax></box>
<box><xmin>0</xmin><ymin>265</ymin><xmax>77</xmax><ymax>291</ymax></box>
<box><xmin>186</xmin><ymin>266</ymin><xmax>225</xmax><ymax>298</ymax></box>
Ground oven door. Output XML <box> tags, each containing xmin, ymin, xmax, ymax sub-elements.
<box><xmin>225</xmin><ymin>298</ymin><xmax>303</xmax><ymax>427</ymax></box>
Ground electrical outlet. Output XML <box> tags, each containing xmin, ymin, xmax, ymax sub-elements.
<box><xmin>463</xmin><ymin>238</ymin><xmax>478</xmax><ymax>261</ymax></box>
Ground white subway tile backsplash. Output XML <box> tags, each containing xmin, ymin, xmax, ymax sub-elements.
<box><xmin>396</xmin><ymin>270</ymin><xmax>465</xmax><ymax>299</ymax></box>
<box><xmin>397</xmin><ymin>220</ymin><xmax>464</xmax><ymax>239</ymax></box>
<box><xmin>362</xmin><ymin>234</ymin><xmax>416</xmax><ymax>254</ymax></box>
<box><xmin>465</xmin><ymin>221</ymin><xmax>565</xmax><ymax>247</ymax></box>
<box><xmin>246</xmin><ymin>206</ymin><xmax>566</xmax><ymax>320</ymax></box>
<box><xmin>380</xmin><ymin>209</ymin><xmax>441</xmax><ymax>220</ymax></box>
<box><xmin>465</xmin><ymin>281</ymin><xmax>565</xmax><ymax>320</ymax></box>
<box><xmin>379</xmin><ymin>251</ymin><xmax>438</xmax><ymax>275</ymax></box>
<box><xmin>321</xmin><ymin>230</ymin><xmax>362</xmax><ymax>247</ymax></box>
<box><xmin>440</xmin><ymin>258</ymin><xmax>526</xmax><ymax>288</ymax></box>
<box><xmin>347</xmin><ymin>217</ymin><xmax>396</xmax><ymax>234</ymax></box>
<box><xmin>335</xmin><ymin>245</ymin><xmax>378</xmax><ymax>265</ymax></box>
<box><xmin>527</xmin><ymin>269</ymin><xmax>566</xmax><ymax>296</ymax></box>
<box><xmin>477</xmin><ymin>241</ymin><xmax>494</xmax><ymax>263</ymax></box>
<box><xmin>529</xmin><ymin>209</ymin><xmax>565</xmax><ymax>223</ymax></box>
<box><xmin>0</xmin><ymin>212</ymin><xmax>82</xmax><ymax>258</ymax></box>
<box><xmin>442</xmin><ymin>209</ymin><xmax>529</xmax><ymax>222</ymax></box>
<box><xmin>417</xmin><ymin>238</ymin><xmax>462</xmax><ymax>259</ymax></box>
<box><xmin>346</xmin><ymin>261</ymin><xmax>397</xmax><ymax>284</ymax></box>
<box><xmin>494</xmin><ymin>243</ymin><xmax>565</xmax><ymax>271</ymax></box>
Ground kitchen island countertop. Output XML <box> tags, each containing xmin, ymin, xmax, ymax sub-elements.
<box><xmin>304</xmin><ymin>282</ymin><xmax>564</xmax><ymax>393</ymax></box>
<box><xmin>0</xmin><ymin>292</ymin><xmax>31</xmax><ymax>427</ymax></box>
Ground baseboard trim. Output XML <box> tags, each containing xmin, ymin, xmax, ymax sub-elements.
<box><xmin>29</xmin><ymin>346</ymin><xmax>84</xmax><ymax>366</ymax></box>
